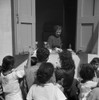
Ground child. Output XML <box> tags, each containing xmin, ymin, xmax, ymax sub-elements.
<box><xmin>78</xmin><ymin>63</ymin><xmax>98</xmax><ymax>100</ymax></box>
<box><xmin>55</xmin><ymin>68</ymin><xmax>65</xmax><ymax>92</ymax></box>
<box><xmin>90</xmin><ymin>57</ymin><xmax>99</xmax><ymax>78</ymax></box>
<box><xmin>25</xmin><ymin>47</ymin><xmax>50</xmax><ymax>90</ymax></box>
<box><xmin>0</xmin><ymin>55</ymin><xmax>25</xmax><ymax>100</ymax></box>
<box><xmin>59</xmin><ymin>49</ymin><xmax>80</xmax><ymax>100</ymax></box>
<box><xmin>27</xmin><ymin>62</ymin><xmax>67</xmax><ymax>100</ymax></box>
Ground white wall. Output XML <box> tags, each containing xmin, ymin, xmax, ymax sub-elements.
<box><xmin>88</xmin><ymin>54</ymin><xmax>99</xmax><ymax>63</ymax></box>
<box><xmin>0</xmin><ymin>0</ymin><xmax>12</xmax><ymax>64</ymax></box>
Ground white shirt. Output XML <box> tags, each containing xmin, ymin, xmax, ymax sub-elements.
<box><xmin>1</xmin><ymin>69</ymin><xmax>25</xmax><ymax>100</ymax></box>
<box><xmin>79</xmin><ymin>81</ymin><xmax>97</xmax><ymax>100</ymax></box>
<box><xmin>27</xmin><ymin>83</ymin><xmax>67</xmax><ymax>100</ymax></box>
<box><xmin>47</xmin><ymin>52</ymin><xmax>61</xmax><ymax>68</ymax></box>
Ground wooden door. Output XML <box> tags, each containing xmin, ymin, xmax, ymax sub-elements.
<box><xmin>76</xmin><ymin>0</ymin><xmax>99</xmax><ymax>54</ymax></box>
<box><xmin>13</xmin><ymin>0</ymin><xmax>36</xmax><ymax>55</ymax></box>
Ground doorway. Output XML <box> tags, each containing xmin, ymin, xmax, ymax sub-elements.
<box><xmin>36</xmin><ymin>0</ymin><xmax>77</xmax><ymax>50</ymax></box>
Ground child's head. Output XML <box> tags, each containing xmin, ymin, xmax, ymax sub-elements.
<box><xmin>90</xmin><ymin>57</ymin><xmax>99</xmax><ymax>70</ymax></box>
<box><xmin>31</xmin><ymin>57</ymin><xmax>37</xmax><ymax>66</ymax></box>
<box><xmin>55</xmin><ymin>68</ymin><xmax>65</xmax><ymax>85</ymax></box>
<box><xmin>59</xmin><ymin>49</ymin><xmax>75</xmax><ymax>70</ymax></box>
<box><xmin>36</xmin><ymin>62</ymin><xmax>54</xmax><ymax>85</ymax></box>
<box><xmin>79</xmin><ymin>63</ymin><xmax>95</xmax><ymax>83</ymax></box>
<box><xmin>2</xmin><ymin>55</ymin><xmax>15</xmax><ymax>73</ymax></box>
<box><xmin>36</xmin><ymin>47</ymin><xmax>50</xmax><ymax>62</ymax></box>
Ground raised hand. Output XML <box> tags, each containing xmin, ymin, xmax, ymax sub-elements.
<box><xmin>28</xmin><ymin>46</ymin><xmax>34</xmax><ymax>55</ymax></box>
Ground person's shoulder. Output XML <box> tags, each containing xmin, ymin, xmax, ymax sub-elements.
<box><xmin>46</xmin><ymin>83</ymin><xmax>55</xmax><ymax>87</ymax></box>
<box><xmin>87</xmin><ymin>87</ymin><xmax>99</xmax><ymax>100</ymax></box>
<box><xmin>45</xmin><ymin>83</ymin><xmax>57</xmax><ymax>89</ymax></box>
<box><xmin>92</xmin><ymin>87</ymin><xmax>99</xmax><ymax>93</ymax></box>
<box><xmin>28</xmin><ymin>84</ymin><xmax>37</xmax><ymax>92</ymax></box>
<box><xmin>90</xmin><ymin>87</ymin><xmax>99</xmax><ymax>97</ymax></box>
<box><xmin>48</xmin><ymin>35</ymin><xmax>55</xmax><ymax>39</ymax></box>
<box><xmin>27</xmin><ymin>64</ymin><xmax>39</xmax><ymax>73</ymax></box>
<box><xmin>31</xmin><ymin>84</ymin><xmax>37</xmax><ymax>88</ymax></box>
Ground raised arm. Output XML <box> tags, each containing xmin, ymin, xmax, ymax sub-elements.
<box><xmin>25</xmin><ymin>47</ymin><xmax>34</xmax><ymax>69</ymax></box>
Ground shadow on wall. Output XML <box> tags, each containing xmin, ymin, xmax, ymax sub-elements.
<box><xmin>86</xmin><ymin>22</ymin><xmax>99</xmax><ymax>54</ymax></box>
<box><xmin>14</xmin><ymin>54</ymin><xmax>28</xmax><ymax>68</ymax></box>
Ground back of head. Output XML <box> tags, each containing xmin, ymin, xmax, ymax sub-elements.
<box><xmin>90</xmin><ymin>57</ymin><xmax>99</xmax><ymax>65</ymax></box>
<box><xmin>31</xmin><ymin>57</ymin><xmax>37</xmax><ymax>66</ymax></box>
<box><xmin>36</xmin><ymin>47</ymin><xmax>50</xmax><ymax>62</ymax></box>
<box><xmin>2</xmin><ymin>55</ymin><xmax>15</xmax><ymax>73</ymax></box>
<box><xmin>36</xmin><ymin>62</ymin><xmax>54</xmax><ymax>85</ymax></box>
<box><xmin>59</xmin><ymin>49</ymin><xmax>75</xmax><ymax>70</ymax></box>
<box><xmin>59</xmin><ymin>50</ymin><xmax>75</xmax><ymax>88</ymax></box>
<box><xmin>79</xmin><ymin>63</ymin><xmax>95</xmax><ymax>83</ymax></box>
<box><xmin>90</xmin><ymin>57</ymin><xmax>99</xmax><ymax>70</ymax></box>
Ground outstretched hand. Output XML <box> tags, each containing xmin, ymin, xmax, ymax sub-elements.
<box><xmin>28</xmin><ymin>46</ymin><xmax>34</xmax><ymax>55</ymax></box>
<box><xmin>25</xmin><ymin>46</ymin><xmax>34</xmax><ymax>68</ymax></box>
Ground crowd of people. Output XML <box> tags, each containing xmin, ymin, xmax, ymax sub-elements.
<box><xmin>0</xmin><ymin>47</ymin><xmax>99</xmax><ymax>100</ymax></box>
<box><xmin>0</xmin><ymin>25</ymin><xmax>99</xmax><ymax>100</ymax></box>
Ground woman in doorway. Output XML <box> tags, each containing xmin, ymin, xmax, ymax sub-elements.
<box><xmin>47</xmin><ymin>25</ymin><xmax>63</xmax><ymax>50</ymax></box>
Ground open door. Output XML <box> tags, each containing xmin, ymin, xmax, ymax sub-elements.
<box><xmin>14</xmin><ymin>0</ymin><xmax>36</xmax><ymax>55</ymax></box>
<box><xmin>76</xmin><ymin>0</ymin><xmax>99</xmax><ymax>54</ymax></box>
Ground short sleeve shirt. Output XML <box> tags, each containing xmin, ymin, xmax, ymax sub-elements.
<box><xmin>27</xmin><ymin>83</ymin><xmax>67</xmax><ymax>100</ymax></box>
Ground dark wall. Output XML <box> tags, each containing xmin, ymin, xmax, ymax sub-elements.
<box><xmin>63</xmin><ymin>0</ymin><xmax>77</xmax><ymax>50</ymax></box>
<box><xmin>36</xmin><ymin>0</ymin><xmax>77</xmax><ymax>50</ymax></box>
<box><xmin>36</xmin><ymin>0</ymin><xmax>63</xmax><ymax>47</ymax></box>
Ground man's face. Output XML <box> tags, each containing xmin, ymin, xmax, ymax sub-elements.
<box><xmin>55</xmin><ymin>29</ymin><xmax>62</xmax><ymax>37</ymax></box>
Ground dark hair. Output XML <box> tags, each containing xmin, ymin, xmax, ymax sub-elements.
<box><xmin>90</xmin><ymin>57</ymin><xmax>99</xmax><ymax>70</ymax></box>
<box><xmin>36</xmin><ymin>47</ymin><xmax>50</xmax><ymax>62</ymax></box>
<box><xmin>31</xmin><ymin>57</ymin><xmax>37</xmax><ymax>66</ymax></box>
<box><xmin>59</xmin><ymin>50</ymin><xmax>75</xmax><ymax>89</ymax></box>
<box><xmin>54</xmin><ymin>25</ymin><xmax>62</xmax><ymax>32</ymax></box>
<box><xmin>55</xmin><ymin>68</ymin><xmax>65</xmax><ymax>82</ymax></box>
<box><xmin>79</xmin><ymin>63</ymin><xmax>95</xmax><ymax>83</ymax></box>
<box><xmin>36</xmin><ymin>62</ymin><xmax>54</xmax><ymax>84</ymax></box>
<box><xmin>2</xmin><ymin>55</ymin><xmax>15</xmax><ymax>73</ymax></box>
<box><xmin>59</xmin><ymin>50</ymin><xmax>75</xmax><ymax>70</ymax></box>
<box><xmin>90</xmin><ymin>57</ymin><xmax>99</xmax><ymax>65</ymax></box>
